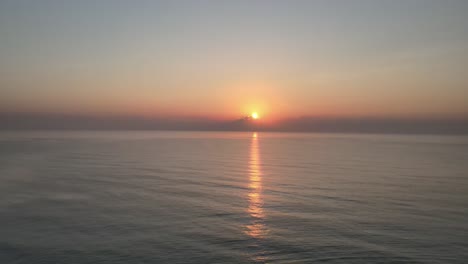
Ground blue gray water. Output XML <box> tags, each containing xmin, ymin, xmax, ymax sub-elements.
<box><xmin>0</xmin><ymin>131</ymin><xmax>467</xmax><ymax>263</ymax></box>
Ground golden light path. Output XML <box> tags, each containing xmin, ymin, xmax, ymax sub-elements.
<box><xmin>245</xmin><ymin>132</ymin><xmax>268</xmax><ymax>239</ymax></box>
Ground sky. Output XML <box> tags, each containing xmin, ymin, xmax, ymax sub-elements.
<box><xmin>1</xmin><ymin>0</ymin><xmax>467</xmax><ymax>129</ymax></box>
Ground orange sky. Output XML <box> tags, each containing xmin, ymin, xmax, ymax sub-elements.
<box><xmin>1</xmin><ymin>1</ymin><xmax>467</xmax><ymax>121</ymax></box>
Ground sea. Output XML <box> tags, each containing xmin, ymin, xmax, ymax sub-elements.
<box><xmin>0</xmin><ymin>131</ymin><xmax>467</xmax><ymax>263</ymax></box>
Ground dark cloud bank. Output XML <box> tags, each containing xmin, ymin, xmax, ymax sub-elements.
<box><xmin>1</xmin><ymin>112</ymin><xmax>468</xmax><ymax>134</ymax></box>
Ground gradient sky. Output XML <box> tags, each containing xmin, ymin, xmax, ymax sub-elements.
<box><xmin>1</xmin><ymin>0</ymin><xmax>467</xmax><ymax>121</ymax></box>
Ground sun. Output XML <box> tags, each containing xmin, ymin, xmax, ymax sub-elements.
<box><xmin>251</xmin><ymin>112</ymin><xmax>259</xmax><ymax>119</ymax></box>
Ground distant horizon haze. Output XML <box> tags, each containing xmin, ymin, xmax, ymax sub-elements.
<box><xmin>1</xmin><ymin>111</ymin><xmax>467</xmax><ymax>134</ymax></box>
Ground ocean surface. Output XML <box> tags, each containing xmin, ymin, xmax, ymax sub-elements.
<box><xmin>0</xmin><ymin>131</ymin><xmax>467</xmax><ymax>264</ymax></box>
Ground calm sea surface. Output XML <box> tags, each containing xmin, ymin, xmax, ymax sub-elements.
<box><xmin>0</xmin><ymin>131</ymin><xmax>467</xmax><ymax>263</ymax></box>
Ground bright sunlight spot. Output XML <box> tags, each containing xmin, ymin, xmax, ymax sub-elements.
<box><xmin>251</xmin><ymin>112</ymin><xmax>259</xmax><ymax>119</ymax></box>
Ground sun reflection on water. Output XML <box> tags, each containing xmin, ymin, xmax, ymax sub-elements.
<box><xmin>245</xmin><ymin>132</ymin><xmax>268</xmax><ymax>238</ymax></box>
